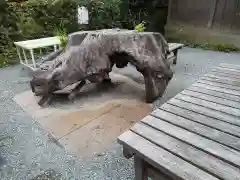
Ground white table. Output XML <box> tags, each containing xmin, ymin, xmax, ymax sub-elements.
<box><xmin>14</xmin><ymin>36</ymin><xmax>61</xmax><ymax>69</ymax></box>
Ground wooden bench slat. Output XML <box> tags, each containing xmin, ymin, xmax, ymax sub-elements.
<box><xmin>160</xmin><ymin>103</ymin><xmax>240</xmax><ymax>138</ymax></box>
<box><xmin>131</xmin><ymin>122</ymin><xmax>240</xmax><ymax>180</ymax></box>
<box><xmin>117</xmin><ymin>130</ymin><xmax>219</xmax><ymax>180</ymax></box>
<box><xmin>167</xmin><ymin>98</ymin><xmax>240</xmax><ymax>126</ymax></box>
<box><xmin>214</xmin><ymin>67</ymin><xmax>240</xmax><ymax>76</ymax></box>
<box><xmin>141</xmin><ymin>115</ymin><xmax>240</xmax><ymax>167</ymax></box>
<box><xmin>219</xmin><ymin>63</ymin><xmax>240</xmax><ymax>70</ymax></box>
<box><xmin>210</xmin><ymin>70</ymin><xmax>240</xmax><ymax>80</ymax></box>
<box><xmin>220</xmin><ymin>62</ymin><xmax>240</xmax><ymax>68</ymax></box>
<box><xmin>168</xmin><ymin>43</ymin><xmax>184</xmax><ymax>52</ymax></box>
<box><xmin>181</xmin><ymin>90</ymin><xmax>240</xmax><ymax>109</ymax></box>
<box><xmin>175</xmin><ymin>94</ymin><xmax>240</xmax><ymax>117</ymax></box>
<box><xmin>198</xmin><ymin>80</ymin><xmax>240</xmax><ymax>91</ymax></box>
<box><xmin>217</xmin><ymin>65</ymin><xmax>240</xmax><ymax>72</ymax></box>
<box><xmin>193</xmin><ymin>83</ymin><xmax>240</xmax><ymax>97</ymax></box>
<box><xmin>167</xmin><ymin>43</ymin><xmax>183</xmax><ymax>65</ymax></box>
<box><xmin>188</xmin><ymin>86</ymin><xmax>240</xmax><ymax>102</ymax></box>
<box><xmin>202</xmin><ymin>75</ymin><xmax>240</xmax><ymax>87</ymax></box>
<box><xmin>205</xmin><ymin>72</ymin><xmax>240</xmax><ymax>80</ymax></box>
<box><xmin>152</xmin><ymin>107</ymin><xmax>240</xmax><ymax>149</ymax></box>
<box><xmin>151</xmin><ymin>108</ymin><xmax>240</xmax><ymax>151</ymax></box>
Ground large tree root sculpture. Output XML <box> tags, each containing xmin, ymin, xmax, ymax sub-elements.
<box><xmin>30</xmin><ymin>30</ymin><xmax>173</xmax><ymax>106</ymax></box>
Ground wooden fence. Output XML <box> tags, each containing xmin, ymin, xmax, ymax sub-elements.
<box><xmin>168</xmin><ymin>0</ymin><xmax>240</xmax><ymax>30</ymax></box>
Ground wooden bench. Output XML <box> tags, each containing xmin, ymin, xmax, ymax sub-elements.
<box><xmin>118</xmin><ymin>63</ymin><xmax>240</xmax><ymax>180</ymax></box>
<box><xmin>167</xmin><ymin>43</ymin><xmax>184</xmax><ymax>65</ymax></box>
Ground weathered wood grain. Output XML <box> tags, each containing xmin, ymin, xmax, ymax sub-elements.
<box><xmin>117</xmin><ymin>131</ymin><xmax>219</xmax><ymax>180</ymax></box>
<box><xmin>131</xmin><ymin>122</ymin><xmax>240</xmax><ymax>179</ymax></box>
<box><xmin>151</xmin><ymin>108</ymin><xmax>240</xmax><ymax>150</ymax></box>
<box><xmin>181</xmin><ymin>89</ymin><xmax>240</xmax><ymax>109</ymax></box>
<box><xmin>188</xmin><ymin>86</ymin><xmax>240</xmax><ymax>102</ymax></box>
<box><xmin>220</xmin><ymin>63</ymin><xmax>240</xmax><ymax>69</ymax></box>
<box><xmin>212</xmin><ymin>68</ymin><xmax>240</xmax><ymax>78</ymax></box>
<box><xmin>210</xmin><ymin>70</ymin><xmax>240</xmax><ymax>80</ymax></box>
<box><xmin>167</xmin><ymin>98</ymin><xmax>240</xmax><ymax>126</ymax></box>
<box><xmin>175</xmin><ymin>94</ymin><xmax>240</xmax><ymax>117</ymax></box>
<box><xmin>211</xmin><ymin>67</ymin><xmax>240</xmax><ymax>75</ymax></box>
<box><xmin>192</xmin><ymin>83</ymin><xmax>240</xmax><ymax>97</ymax></box>
<box><xmin>204</xmin><ymin>73</ymin><xmax>240</xmax><ymax>81</ymax></box>
<box><xmin>202</xmin><ymin>75</ymin><xmax>240</xmax><ymax>87</ymax></box>
<box><xmin>160</xmin><ymin>103</ymin><xmax>240</xmax><ymax>138</ymax></box>
<box><xmin>219</xmin><ymin>63</ymin><xmax>240</xmax><ymax>71</ymax></box>
<box><xmin>140</xmin><ymin>116</ymin><xmax>240</xmax><ymax>167</ymax></box>
<box><xmin>214</xmin><ymin>67</ymin><xmax>240</xmax><ymax>76</ymax></box>
<box><xmin>134</xmin><ymin>156</ymin><xmax>148</xmax><ymax>180</ymax></box>
<box><xmin>168</xmin><ymin>43</ymin><xmax>184</xmax><ymax>52</ymax></box>
<box><xmin>198</xmin><ymin>80</ymin><xmax>240</xmax><ymax>91</ymax></box>
<box><xmin>118</xmin><ymin>63</ymin><xmax>240</xmax><ymax>180</ymax></box>
<box><xmin>217</xmin><ymin>65</ymin><xmax>240</xmax><ymax>72</ymax></box>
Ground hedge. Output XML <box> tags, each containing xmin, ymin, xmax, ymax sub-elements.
<box><xmin>0</xmin><ymin>0</ymin><xmax>168</xmax><ymax>67</ymax></box>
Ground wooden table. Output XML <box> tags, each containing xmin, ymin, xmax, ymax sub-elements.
<box><xmin>118</xmin><ymin>63</ymin><xmax>240</xmax><ymax>180</ymax></box>
<box><xmin>14</xmin><ymin>36</ymin><xmax>61</xmax><ymax>69</ymax></box>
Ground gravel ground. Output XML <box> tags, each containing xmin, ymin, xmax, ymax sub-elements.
<box><xmin>0</xmin><ymin>47</ymin><xmax>240</xmax><ymax>180</ymax></box>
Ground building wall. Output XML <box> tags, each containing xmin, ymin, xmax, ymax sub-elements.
<box><xmin>169</xmin><ymin>0</ymin><xmax>240</xmax><ymax>31</ymax></box>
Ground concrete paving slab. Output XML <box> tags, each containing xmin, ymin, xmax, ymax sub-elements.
<box><xmin>39</xmin><ymin>102</ymin><xmax>120</xmax><ymax>139</ymax></box>
<box><xmin>13</xmin><ymin>72</ymin><xmax>152</xmax><ymax>157</ymax></box>
<box><xmin>59</xmin><ymin>99</ymin><xmax>152</xmax><ymax>158</ymax></box>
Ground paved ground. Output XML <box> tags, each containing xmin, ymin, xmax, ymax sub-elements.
<box><xmin>0</xmin><ymin>47</ymin><xmax>240</xmax><ymax>180</ymax></box>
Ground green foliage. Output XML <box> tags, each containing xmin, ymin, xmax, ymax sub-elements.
<box><xmin>0</xmin><ymin>0</ymin><xmax>81</xmax><ymax>67</ymax></box>
<box><xmin>0</xmin><ymin>55</ymin><xmax>9</xmax><ymax>68</ymax></box>
<box><xmin>83</xmin><ymin>0</ymin><xmax>123</xmax><ymax>29</ymax></box>
<box><xmin>125</xmin><ymin>0</ymin><xmax>168</xmax><ymax>33</ymax></box>
<box><xmin>54</xmin><ymin>23</ymin><xmax>68</xmax><ymax>49</ymax></box>
<box><xmin>167</xmin><ymin>36</ymin><xmax>240</xmax><ymax>52</ymax></box>
<box><xmin>0</xmin><ymin>0</ymin><xmax>126</xmax><ymax>67</ymax></box>
<box><xmin>183</xmin><ymin>41</ymin><xmax>240</xmax><ymax>52</ymax></box>
<box><xmin>135</xmin><ymin>21</ymin><xmax>146</xmax><ymax>31</ymax></box>
<box><xmin>0</xmin><ymin>0</ymin><xmax>168</xmax><ymax>68</ymax></box>
<box><xmin>209</xmin><ymin>43</ymin><xmax>240</xmax><ymax>52</ymax></box>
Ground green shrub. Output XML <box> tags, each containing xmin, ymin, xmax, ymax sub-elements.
<box><xmin>210</xmin><ymin>43</ymin><xmax>240</xmax><ymax>52</ymax></box>
<box><xmin>0</xmin><ymin>0</ymin><xmax>168</xmax><ymax>67</ymax></box>
<box><xmin>0</xmin><ymin>55</ymin><xmax>9</xmax><ymax>68</ymax></box>
<box><xmin>0</xmin><ymin>0</ymin><xmax>126</xmax><ymax>66</ymax></box>
<box><xmin>54</xmin><ymin>23</ymin><xmax>68</xmax><ymax>49</ymax></box>
<box><xmin>167</xmin><ymin>36</ymin><xmax>240</xmax><ymax>53</ymax></box>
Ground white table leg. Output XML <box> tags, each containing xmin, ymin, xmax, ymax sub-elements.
<box><xmin>22</xmin><ymin>48</ymin><xmax>28</xmax><ymax>65</ymax></box>
<box><xmin>30</xmin><ymin>49</ymin><xmax>36</xmax><ymax>68</ymax></box>
<box><xmin>54</xmin><ymin>45</ymin><xmax>57</xmax><ymax>51</ymax></box>
<box><xmin>16</xmin><ymin>46</ymin><xmax>23</xmax><ymax>64</ymax></box>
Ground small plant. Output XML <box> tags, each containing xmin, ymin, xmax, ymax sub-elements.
<box><xmin>0</xmin><ymin>54</ymin><xmax>9</xmax><ymax>68</ymax></box>
<box><xmin>135</xmin><ymin>21</ymin><xmax>146</xmax><ymax>32</ymax></box>
<box><xmin>54</xmin><ymin>23</ymin><xmax>68</xmax><ymax>49</ymax></box>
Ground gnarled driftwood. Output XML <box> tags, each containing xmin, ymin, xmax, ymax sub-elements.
<box><xmin>30</xmin><ymin>29</ymin><xmax>173</xmax><ymax>106</ymax></box>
